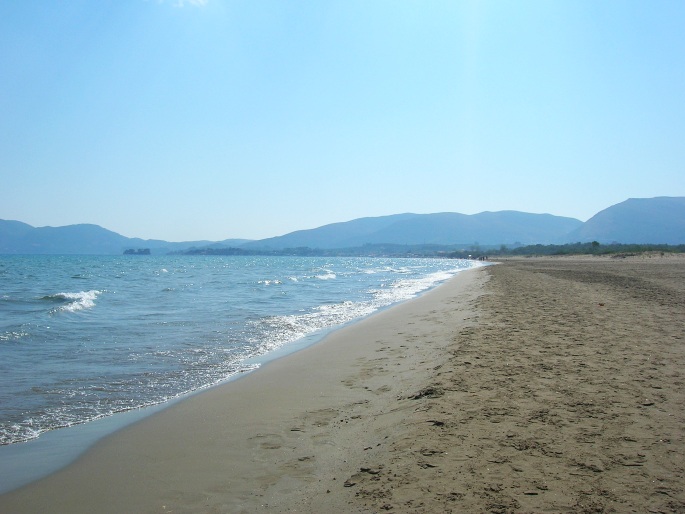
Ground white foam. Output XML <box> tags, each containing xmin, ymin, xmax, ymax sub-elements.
<box><xmin>51</xmin><ymin>290</ymin><xmax>102</xmax><ymax>313</ymax></box>
<box><xmin>0</xmin><ymin>330</ymin><xmax>29</xmax><ymax>342</ymax></box>
<box><xmin>244</xmin><ymin>265</ymin><xmax>475</xmax><ymax>358</ymax></box>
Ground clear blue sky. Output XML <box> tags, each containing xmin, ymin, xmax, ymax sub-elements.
<box><xmin>1</xmin><ymin>1</ymin><xmax>683</xmax><ymax>242</ymax></box>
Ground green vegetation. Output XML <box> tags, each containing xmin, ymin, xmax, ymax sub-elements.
<box><xmin>176</xmin><ymin>241</ymin><xmax>685</xmax><ymax>259</ymax></box>
<box><xmin>450</xmin><ymin>242</ymin><xmax>685</xmax><ymax>259</ymax></box>
<box><xmin>176</xmin><ymin>243</ymin><xmax>464</xmax><ymax>258</ymax></box>
<box><xmin>123</xmin><ymin>248</ymin><xmax>151</xmax><ymax>255</ymax></box>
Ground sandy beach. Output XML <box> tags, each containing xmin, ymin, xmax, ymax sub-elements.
<box><xmin>1</xmin><ymin>256</ymin><xmax>684</xmax><ymax>513</ymax></box>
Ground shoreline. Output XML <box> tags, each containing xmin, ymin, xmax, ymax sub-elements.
<box><xmin>2</xmin><ymin>256</ymin><xmax>684</xmax><ymax>512</ymax></box>
<box><xmin>0</xmin><ymin>264</ymin><xmax>484</xmax><ymax>499</ymax></box>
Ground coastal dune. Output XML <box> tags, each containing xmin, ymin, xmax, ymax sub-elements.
<box><xmin>1</xmin><ymin>256</ymin><xmax>683</xmax><ymax>513</ymax></box>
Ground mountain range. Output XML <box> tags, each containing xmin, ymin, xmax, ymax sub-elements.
<box><xmin>1</xmin><ymin>197</ymin><xmax>683</xmax><ymax>255</ymax></box>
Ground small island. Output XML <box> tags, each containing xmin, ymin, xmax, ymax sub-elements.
<box><xmin>123</xmin><ymin>248</ymin><xmax>151</xmax><ymax>255</ymax></box>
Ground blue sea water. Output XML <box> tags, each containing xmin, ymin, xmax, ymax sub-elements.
<box><xmin>0</xmin><ymin>255</ymin><xmax>477</xmax><ymax>451</ymax></box>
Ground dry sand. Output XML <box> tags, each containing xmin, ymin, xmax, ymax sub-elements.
<box><xmin>1</xmin><ymin>256</ymin><xmax>683</xmax><ymax>513</ymax></box>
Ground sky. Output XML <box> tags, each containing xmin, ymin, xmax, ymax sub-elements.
<box><xmin>1</xmin><ymin>1</ymin><xmax>683</xmax><ymax>242</ymax></box>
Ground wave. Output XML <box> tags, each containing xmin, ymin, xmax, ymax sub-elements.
<box><xmin>245</xmin><ymin>264</ymin><xmax>478</xmax><ymax>357</ymax></box>
<box><xmin>371</xmin><ymin>269</ymin><xmax>458</xmax><ymax>305</ymax></box>
<box><xmin>42</xmin><ymin>290</ymin><xmax>102</xmax><ymax>313</ymax></box>
<box><xmin>0</xmin><ymin>330</ymin><xmax>29</xmax><ymax>342</ymax></box>
<box><xmin>258</xmin><ymin>279</ymin><xmax>283</xmax><ymax>285</ymax></box>
<box><xmin>247</xmin><ymin>299</ymin><xmax>376</xmax><ymax>355</ymax></box>
<box><xmin>1</xmin><ymin>256</ymin><xmax>479</xmax><ymax>449</ymax></box>
<box><xmin>0</xmin><ymin>360</ymin><xmax>261</xmax><ymax>445</ymax></box>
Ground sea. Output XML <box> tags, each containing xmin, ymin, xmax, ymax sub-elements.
<box><xmin>0</xmin><ymin>254</ymin><xmax>478</xmax><ymax>492</ymax></box>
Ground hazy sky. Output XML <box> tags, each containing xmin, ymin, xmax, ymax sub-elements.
<box><xmin>1</xmin><ymin>1</ymin><xmax>683</xmax><ymax>242</ymax></box>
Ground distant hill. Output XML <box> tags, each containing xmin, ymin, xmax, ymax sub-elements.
<box><xmin>2</xmin><ymin>197</ymin><xmax>683</xmax><ymax>254</ymax></box>
<box><xmin>0</xmin><ymin>220</ymin><xmax>247</xmax><ymax>255</ymax></box>
<box><xmin>243</xmin><ymin>211</ymin><xmax>582</xmax><ymax>250</ymax></box>
<box><xmin>566</xmin><ymin>197</ymin><xmax>685</xmax><ymax>244</ymax></box>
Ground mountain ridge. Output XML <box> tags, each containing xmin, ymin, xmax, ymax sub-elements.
<box><xmin>567</xmin><ymin>197</ymin><xmax>685</xmax><ymax>245</ymax></box>
<box><xmin>1</xmin><ymin>197</ymin><xmax>683</xmax><ymax>255</ymax></box>
<box><xmin>243</xmin><ymin>211</ymin><xmax>583</xmax><ymax>250</ymax></box>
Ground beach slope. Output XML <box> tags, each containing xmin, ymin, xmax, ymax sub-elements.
<box><xmin>1</xmin><ymin>257</ymin><xmax>684</xmax><ymax>513</ymax></box>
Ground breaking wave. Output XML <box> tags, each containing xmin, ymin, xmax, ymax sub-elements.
<box><xmin>43</xmin><ymin>290</ymin><xmax>102</xmax><ymax>313</ymax></box>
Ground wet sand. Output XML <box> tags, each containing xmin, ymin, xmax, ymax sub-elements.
<box><xmin>1</xmin><ymin>256</ymin><xmax>683</xmax><ymax>513</ymax></box>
